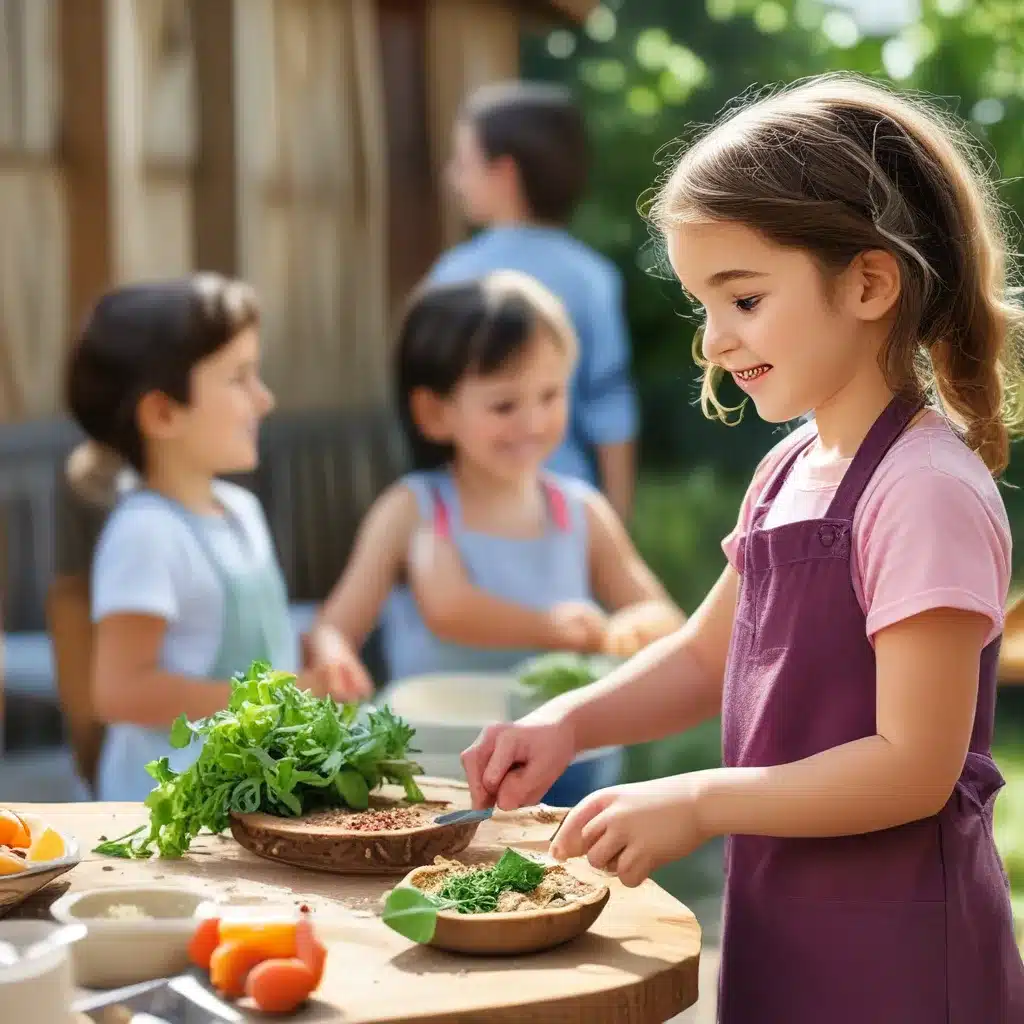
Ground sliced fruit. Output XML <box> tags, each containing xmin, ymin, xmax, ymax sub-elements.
<box><xmin>0</xmin><ymin>810</ymin><xmax>31</xmax><ymax>848</ymax></box>
<box><xmin>0</xmin><ymin>848</ymin><xmax>27</xmax><ymax>874</ymax></box>
<box><xmin>209</xmin><ymin>940</ymin><xmax>269</xmax><ymax>999</ymax></box>
<box><xmin>26</xmin><ymin>826</ymin><xmax>66</xmax><ymax>863</ymax></box>
<box><xmin>295</xmin><ymin>915</ymin><xmax>327</xmax><ymax>986</ymax></box>
<box><xmin>218</xmin><ymin>920</ymin><xmax>297</xmax><ymax>960</ymax></box>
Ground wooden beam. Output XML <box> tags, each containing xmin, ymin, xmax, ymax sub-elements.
<box><xmin>189</xmin><ymin>0</ymin><xmax>239</xmax><ymax>276</ymax></box>
<box><xmin>58</xmin><ymin>0</ymin><xmax>112</xmax><ymax>328</ymax></box>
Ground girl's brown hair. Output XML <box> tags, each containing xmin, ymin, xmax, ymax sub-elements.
<box><xmin>648</xmin><ymin>73</ymin><xmax>1024</xmax><ymax>476</ymax></box>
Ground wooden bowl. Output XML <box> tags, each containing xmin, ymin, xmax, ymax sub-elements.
<box><xmin>230</xmin><ymin>793</ymin><xmax>481</xmax><ymax>875</ymax></box>
<box><xmin>398</xmin><ymin>859</ymin><xmax>610</xmax><ymax>955</ymax></box>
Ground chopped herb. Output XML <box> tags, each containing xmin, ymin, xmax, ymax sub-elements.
<box><xmin>93</xmin><ymin>661</ymin><xmax>424</xmax><ymax>859</ymax></box>
<box><xmin>381</xmin><ymin>849</ymin><xmax>547</xmax><ymax>942</ymax></box>
<box><xmin>516</xmin><ymin>653</ymin><xmax>615</xmax><ymax>702</ymax></box>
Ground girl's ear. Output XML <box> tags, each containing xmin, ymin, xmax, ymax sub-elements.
<box><xmin>408</xmin><ymin>387</ymin><xmax>452</xmax><ymax>444</ymax></box>
<box><xmin>848</xmin><ymin>248</ymin><xmax>902</xmax><ymax>322</ymax></box>
<box><xmin>136</xmin><ymin>389</ymin><xmax>183</xmax><ymax>442</ymax></box>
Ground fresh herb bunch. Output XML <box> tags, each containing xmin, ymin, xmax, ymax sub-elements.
<box><xmin>381</xmin><ymin>849</ymin><xmax>546</xmax><ymax>943</ymax></box>
<box><xmin>515</xmin><ymin>653</ymin><xmax>615</xmax><ymax>703</ymax></box>
<box><xmin>94</xmin><ymin>661</ymin><xmax>424</xmax><ymax>860</ymax></box>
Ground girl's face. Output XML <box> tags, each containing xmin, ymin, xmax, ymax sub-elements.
<box><xmin>432</xmin><ymin>330</ymin><xmax>571</xmax><ymax>483</ymax></box>
<box><xmin>146</xmin><ymin>326</ymin><xmax>275</xmax><ymax>476</ymax></box>
<box><xmin>666</xmin><ymin>221</ymin><xmax>889</xmax><ymax>424</ymax></box>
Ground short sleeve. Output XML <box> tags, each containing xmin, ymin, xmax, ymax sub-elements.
<box><xmin>856</xmin><ymin>468</ymin><xmax>1010</xmax><ymax>643</ymax></box>
<box><xmin>575</xmin><ymin>270</ymin><xmax>639</xmax><ymax>446</ymax></box>
<box><xmin>90</xmin><ymin>508</ymin><xmax>182</xmax><ymax>623</ymax></box>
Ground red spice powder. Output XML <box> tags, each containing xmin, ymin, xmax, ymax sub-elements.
<box><xmin>308</xmin><ymin>807</ymin><xmax>424</xmax><ymax>831</ymax></box>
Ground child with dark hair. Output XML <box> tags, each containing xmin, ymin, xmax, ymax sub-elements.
<box><xmin>430</xmin><ymin>80</ymin><xmax>639</xmax><ymax>521</ymax></box>
<box><xmin>307</xmin><ymin>269</ymin><xmax>681</xmax><ymax>691</ymax></box>
<box><xmin>66</xmin><ymin>273</ymin><xmax>370</xmax><ymax>801</ymax></box>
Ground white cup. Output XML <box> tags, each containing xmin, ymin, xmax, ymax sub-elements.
<box><xmin>0</xmin><ymin>920</ymin><xmax>85</xmax><ymax>1024</ymax></box>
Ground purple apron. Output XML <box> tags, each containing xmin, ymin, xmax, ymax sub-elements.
<box><xmin>718</xmin><ymin>396</ymin><xmax>1024</xmax><ymax>1023</ymax></box>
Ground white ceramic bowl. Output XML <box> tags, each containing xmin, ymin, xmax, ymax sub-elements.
<box><xmin>0</xmin><ymin>828</ymin><xmax>81</xmax><ymax>918</ymax></box>
<box><xmin>0</xmin><ymin>920</ymin><xmax>84</xmax><ymax>1023</ymax></box>
<box><xmin>376</xmin><ymin>672</ymin><xmax>517</xmax><ymax>778</ymax></box>
<box><xmin>50</xmin><ymin>885</ymin><xmax>206</xmax><ymax>989</ymax></box>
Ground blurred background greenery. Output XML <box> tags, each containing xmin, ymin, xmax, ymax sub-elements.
<box><xmin>518</xmin><ymin>0</ymin><xmax>1024</xmax><ymax>931</ymax></box>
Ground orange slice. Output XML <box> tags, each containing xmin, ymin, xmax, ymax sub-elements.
<box><xmin>0</xmin><ymin>848</ymin><xmax>27</xmax><ymax>874</ymax></box>
<box><xmin>26</xmin><ymin>826</ymin><xmax>66</xmax><ymax>863</ymax></box>
<box><xmin>0</xmin><ymin>810</ymin><xmax>31</xmax><ymax>849</ymax></box>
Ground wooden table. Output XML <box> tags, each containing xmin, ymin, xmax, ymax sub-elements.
<box><xmin>11</xmin><ymin>780</ymin><xmax>702</xmax><ymax>1023</ymax></box>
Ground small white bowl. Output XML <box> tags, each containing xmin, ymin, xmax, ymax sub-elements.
<box><xmin>50</xmin><ymin>885</ymin><xmax>206</xmax><ymax>989</ymax></box>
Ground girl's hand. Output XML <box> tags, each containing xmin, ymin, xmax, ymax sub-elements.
<box><xmin>549</xmin><ymin>773</ymin><xmax>712</xmax><ymax>888</ymax></box>
<box><xmin>546</xmin><ymin>601</ymin><xmax>609</xmax><ymax>653</ymax></box>
<box><xmin>603</xmin><ymin>600</ymin><xmax>686</xmax><ymax>659</ymax></box>
<box><xmin>461</xmin><ymin>708</ymin><xmax>577</xmax><ymax>811</ymax></box>
<box><xmin>302</xmin><ymin>625</ymin><xmax>374</xmax><ymax>703</ymax></box>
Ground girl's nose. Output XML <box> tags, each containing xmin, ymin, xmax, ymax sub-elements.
<box><xmin>700</xmin><ymin>316</ymin><xmax>738</xmax><ymax>364</ymax></box>
<box><xmin>256</xmin><ymin>379</ymin><xmax>276</xmax><ymax>415</ymax></box>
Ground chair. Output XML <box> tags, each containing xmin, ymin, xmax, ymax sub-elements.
<box><xmin>45</xmin><ymin>573</ymin><xmax>105</xmax><ymax>793</ymax></box>
<box><xmin>998</xmin><ymin>593</ymin><xmax>1024</xmax><ymax>686</ymax></box>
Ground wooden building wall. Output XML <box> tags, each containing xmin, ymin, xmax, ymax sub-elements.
<box><xmin>0</xmin><ymin>0</ymin><xmax>555</xmax><ymax>427</ymax></box>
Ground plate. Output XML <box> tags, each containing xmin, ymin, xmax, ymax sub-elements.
<box><xmin>0</xmin><ymin>833</ymin><xmax>81</xmax><ymax>918</ymax></box>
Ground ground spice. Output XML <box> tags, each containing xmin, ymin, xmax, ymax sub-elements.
<box><xmin>305</xmin><ymin>807</ymin><xmax>425</xmax><ymax>831</ymax></box>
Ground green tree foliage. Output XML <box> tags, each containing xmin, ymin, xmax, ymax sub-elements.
<box><xmin>523</xmin><ymin>1</ymin><xmax>1024</xmax><ymax>476</ymax></box>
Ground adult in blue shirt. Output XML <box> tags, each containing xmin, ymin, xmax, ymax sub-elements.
<box><xmin>428</xmin><ymin>81</ymin><xmax>639</xmax><ymax>522</ymax></box>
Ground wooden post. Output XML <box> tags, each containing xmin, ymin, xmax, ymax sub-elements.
<box><xmin>58</xmin><ymin>0</ymin><xmax>112</xmax><ymax>330</ymax></box>
<box><xmin>190</xmin><ymin>0</ymin><xmax>238</xmax><ymax>276</ymax></box>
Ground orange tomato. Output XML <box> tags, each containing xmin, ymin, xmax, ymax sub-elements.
<box><xmin>295</xmin><ymin>915</ymin><xmax>327</xmax><ymax>986</ymax></box>
<box><xmin>245</xmin><ymin>958</ymin><xmax>317</xmax><ymax>1013</ymax></box>
<box><xmin>187</xmin><ymin>916</ymin><xmax>221</xmax><ymax>970</ymax></box>
<box><xmin>209</xmin><ymin>940</ymin><xmax>268</xmax><ymax>999</ymax></box>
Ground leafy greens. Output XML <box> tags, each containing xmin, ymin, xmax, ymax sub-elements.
<box><xmin>381</xmin><ymin>849</ymin><xmax>547</xmax><ymax>943</ymax></box>
<box><xmin>93</xmin><ymin>661</ymin><xmax>424</xmax><ymax>859</ymax></box>
<box><xmin>515</xmin><ymin>652</ymin><xmax>614</xmax><ymax>703</ymax></box>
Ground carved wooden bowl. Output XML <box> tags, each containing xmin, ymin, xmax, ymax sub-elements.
<box><xmin>229</xmin><ymin>790</ymin><xmax>481</xmax><ymax>875</ymax></box>
<box><xmin>398</xmin><ymin>858</ymin><xmax>611</xmax><ymax>955</ymax></box>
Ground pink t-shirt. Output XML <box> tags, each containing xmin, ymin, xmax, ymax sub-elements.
<box><xmin>722</xmin><ymin>410</ymin><xmax>1012</xmax><ymax>646</ymax></box>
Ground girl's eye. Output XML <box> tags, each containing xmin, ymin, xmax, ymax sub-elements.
<box><xmin>735</xmin><ymin>295</ymin><xmax>762</xmax><ymax>312</ymax></box>
<box><xmin>491</xmin><ymin>401</ymin><xmax>517</xmax><ymax>415</ymax></box>
<box><xmin>541</xmin><ymin>386</ymin><xmax>562</xmax><ymax>404</ymax></box>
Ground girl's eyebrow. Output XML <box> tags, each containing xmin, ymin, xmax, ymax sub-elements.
<box><xmin>706</xmin><ymin>269</ymin><xmax>768</xmax><ymax>287</ymax></box>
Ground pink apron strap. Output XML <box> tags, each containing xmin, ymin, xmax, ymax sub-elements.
<box><xmin>542</xmin><ymin>479</ymin><xmax>571</xmax><ymax>533</ymax></box>
<box><xmin>431</xmin><ymin>487</ymin><xmax>452</xmax><ymax>539</ymax></box>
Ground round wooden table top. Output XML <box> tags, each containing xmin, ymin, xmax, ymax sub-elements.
<box><xmin>10</xmin><ymin>778</ymin><xmax>702</xmax><ymax>1023</ymax></box>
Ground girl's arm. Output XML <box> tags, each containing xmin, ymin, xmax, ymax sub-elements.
<box><xmin>584</xmin><ymin>489</ymin><xmax>686</xmax><ymax>655</ymax></box>
<box><xmin>93</xmin><ymin>614</ymin><xmax>234</xmax><ymax>726</ymax></box>
<box><xmin>546</xmin><ymin>563</ymin><xmax>737</xmax><ymax>750</ymax></box>
<box><xmin>695</xmin><ymin>607</ymin><xmax>988</xmax><ymax>838</ymax></box>
<box><xmin>308</xmin><ymin>484</ymin><xmax>420</xmax><ymax>662</ymax></box>
<box><xmin>407</xmin><ymin>529</ymin><xmax>606</xmax><ymax>653</ymax></box>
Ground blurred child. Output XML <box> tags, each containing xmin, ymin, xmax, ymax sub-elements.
<box><xmin>66</xmin><ymin>274</ymin><xmax>370</xmax><ymax>801</ymax></box>
<box><xmin>430</xmin><ymin>80</ymin><xmax>639</xmax><ymax>521</ymax></box>
<box><xmin>461</xmin><ymin>75</ymin><xmax>1024</xmax><ymax>1022</ymax></box>
<box><xmin>307</xmin><ymin>270</ymin><xmax>683</xmax><ymax>687</ymax></box>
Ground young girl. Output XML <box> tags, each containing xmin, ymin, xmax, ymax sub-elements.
<box><xmin>307</xmin><ymin>269</ymin><xmax>683</xmax><ymax>691</ymax></box>
<box><xmin>67</xmin><ymin>274</ymin><xmax>367</xmax><ymax>802</ymax></box>
<box><xmin>461</xmin><ymin>76</ymin><xmax>1024</xmax><ymax>1022</ymax></box>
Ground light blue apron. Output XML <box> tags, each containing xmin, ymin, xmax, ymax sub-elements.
<box><xmin>378</xmin><ymin>469</ymin><xmax>624</xmax><ymax>805</ymax></box>
<box><xmin>96</xmin><ymin>495</ymin><xmax>296</xmax><ymax>802</ymax></box>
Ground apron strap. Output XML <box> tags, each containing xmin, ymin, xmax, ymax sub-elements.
<box><xmin>431</xmin><ymin>486</ymin><xmax>452</xmax><ymax>539</ymax></box>
<box><xmin>824</xmin><ymin>395</ymin><xmax>925</xmax><ymax>521</ymax></box>
<box><xmin>430</xmin><ymin>479</ymin><xmax>571</xmax><ymax>536</ymax></box>
<box><xmin>542</xmin><ymin>478</ymin><xmax>571</xmax><ymax>533</ymax></box>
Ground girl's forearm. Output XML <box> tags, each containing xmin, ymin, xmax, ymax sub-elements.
<box><xmin>547</xmin><ymin>627</ymin><xmax>722</xmax><ymax>751</ymax></box>
<box><xmin>94</xmin><ymin>671</ymin><xmax>232</xmax><ymax>728</ymax></box>
<box><xmin>695</xmin><ymin>735</ymin><xmax>953</xmax><ymax>840</ymax></box>
<box><xmin>420</xmin><ymin>589</ymin><xmax>559</xmax><ymax>650</ymax></box>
